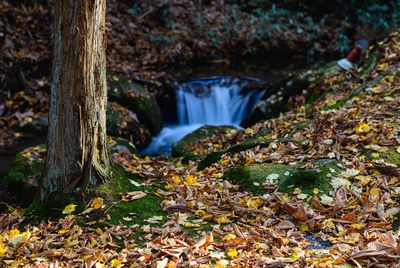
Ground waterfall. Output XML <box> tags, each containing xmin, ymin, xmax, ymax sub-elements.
<box><xmin>142</xmin><ymin>76</ymin><xmax>265</xmax><ymax>155</ymax></box>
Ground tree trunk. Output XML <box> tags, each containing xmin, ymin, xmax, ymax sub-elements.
<box><xmin>41</xmin><ymin>0</ymin><xmax>109</xmax><ymax>200</ymax></box>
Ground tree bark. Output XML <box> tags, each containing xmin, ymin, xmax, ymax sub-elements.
<box><xmin>41</xmin><ymin>0</ymin><xmax>109</xmax><ymax>200</ymax></box>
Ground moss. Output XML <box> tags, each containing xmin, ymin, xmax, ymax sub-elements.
<box><xmin>198</xmin><ymin>137</ymin><xmax>303</xmax><ymax>170</ymax></box>
<box><xmin>23</xmin><ymin>164</ymin><xmax>166</xmax><ymax>233</ymax></box>
<box><xmin>180</xmin><ymin>218</ymin><xmax>214</xmax><ymax>238</ymax></box>
<box><xmin>198</xmin><ymin>152</ymin><xmax>224</xmax><ymax>170</ymax></box>
<box><xmin>384</xmin><ymin>147</ymin><xmax>400</xmax><ymax>166</ymax></box>
<box><xmin>172</xmin><ymin>125</ymin><xmax>236</xmax><ymax>160</ymax></box>
<box><xmin>6</xmin><ymin>153</ymin><xmax>43</xmax><ymax>184</ymax></box>
<box><xmin>107</xmin><ymin>72</ymin><xmax>163</xmax><ymax>135</ymax></box>
<box><xmin>6</xmin><ymin>151</ymin><xmax>44</xmax><ymax>206</ymax></box>
<box><xmin>222</xmin><ymin>163</ymin><xmax>294</xmax><ymax>195</ymax></box>
<box><xmin>23</xmin><ymin>192</ymin><xmax>80</xmax><ymax>224</ymax></box>
<box><xmin>279</xmin><ymin>160</ymin><xmax>340</xmax><ymax>195</ymax></box>
<box><xmin>109</xmin><ymin>137</ymin><xmax>138</xmax><ymax>155</ymax></box>
<box><xmin>393</xmin><ymin>213</ymin><xmax>400</xmax><ymax>231</ymax></box>
<box><xmin>94</xmin><ymin>165</ymin><xmax>166</xmax><ymax>227</ymax></box>
<box><xmin>222</xmin><ymin>160</ymin><xmax>340</xmax><ymax>196</ymax></box>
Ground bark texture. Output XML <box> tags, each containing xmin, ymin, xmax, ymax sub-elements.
<box><xmin>41</xmin><ymin>0</ymin><xmax>109</xmax><ymax>200</ymax></box>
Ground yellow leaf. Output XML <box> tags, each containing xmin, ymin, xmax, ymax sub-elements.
<box><xmin>186</xmin><ymin>175</ymin><xmax>197</xmax><ymax>185</ymax></box>
<box><xmin>313</xmin><ymin>188</ymin><xmax>320</xmax><ymax>194</ymax></box>
<box><xmin>167</xmin><ymin>260</ymin><xmax>176</xmax><ymax>268</ymax></box>
<box><xmin>171</xmin><ymin>176</ymin><xmax>181</xmax><ymax>185</ymax></box>
<box><xmin>298</xmin><ymin>222</ymin><xmax>309</xmax><ymax>232</ymax></box>
<box><xmin>371</xmin><ymin>153</ymin><xmax>380</xmax><ymax>159</ymax></box>
<box><xmin>226</xmin><ymin>248</ymin><xmax>238</xmax><ymax>259</ymax></box>
<box><xmin>62</xmin><ymin>204</ymin><xmax>77</xmax><ymax>214</ymax></box>
<box><xmin>354</xmin><ymin>122</ymin><xmax>370</xmax><ymax>134</ymax></box>
<box><xmin>215</xmin><ymin>215</ymin><xmax>230</xmax><ymax>224</ymax></box>
<box><xmin>245</xmin><ymin>128</ymin><xmax>254</xmax><ymax>135</ymax></box>
<box><xmin>90</xmin><ymin>238</ymin><xmax>97</xmax><ymax>248</ymax></box>
<box><xmin>110</xmin><ymin>259</ymin><xmax>122</xmax><ymax>267</ymax></box>
<box><xmin>246</xmin><ymin>197</ymin><xmax>262</xmax><ymax>209</ymax></box>
<box><xmin>370</xmin><ymin>187</ymin><xmax>380</xmax><ymax>196</ymax></box>
<box><xmin>245</xmin><ymin>157</ymin><xmax>255</xmax><ymax>164</ymax></box>
<box><xmin>222</xmin><ymin>233</ymin><xmax>236</xmax><ymax>241</ymax></box>
<box><xmin>351</xmin><ymin>223</ymin><xmax>366</xmax><ymax>230</ymax></box>
<box><xmin>58</xmin><ymin>229</ymin><xmax>69</xmax><ymax>235</ymax></box>
<box><xmin>9</xmin><ymin>229</ymin><xmax>20</xmax><ymax>237</ymax></box>
<box><xmin>91</xmin><ymin>197</ymin><xmax>104</xmax><ymax>209</ymax></box>
<box><xmin>0</xmin><ymin>244</ymin><xmax>6</xmax><ymax>256</ymax></box>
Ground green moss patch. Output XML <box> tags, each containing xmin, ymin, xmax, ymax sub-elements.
<box><xmin>6</xmin><ymin>146</ymin><xmax>45</xmax><ymax>205</ymax></box>
<box><xmin>384</xmin><ymin>147</ymin><xmax>400</xmax><ymax>166</ymax></box>
<box><xmin>222</xmin><ymin>163</ymin><xmax>294</xmax><ymax>195</ymax></box>
<box><xmin>94</xmin><ymin>165</ymin><xmax>166</xmax><ymax>227</ymax></box>
<box><xmin>279</xmin><ymin>160</ymin><xmax>341</xmax><ymax>195</ymax></box>
<box><xmin>222</xmin><ymin>160</ymin><xmax>341</xmax><ymax>196</ymax></box>
<box><xmin>172</xmin><ymin>125</ymin><xmax>236</xmax><ymax>160</ymax></box>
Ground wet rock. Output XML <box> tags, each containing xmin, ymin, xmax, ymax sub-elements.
<box><xmin>106</xmin><ymin>101</ymin><xmax>151</xmax><ymax>150</ymax></box>
<box><xmin>107</xmin><ymin>73</ymin><xmax>163</xmax><ymax>135</ymax></box>
<box><xmin>172</xmin><ymin>125</ymin><xmax>237</xmax><ymax>160</ymax></box>
<box><xmin>5</xmin><ymin>145</ymin><xmax>46</xmax><ymax>205</ymax></box>
<box><xmin>247</xmin><ymin>75</ymin><xmax>310</xmax><ymax>125</ymax></box>
<box><xmin>109</xmin><ymin>137</ymin><xmax>138</xmax><ymax>155</ymax></box>
<box><xmin>20</xmin><ymin>116</ymin><xmax>48</xmax><ymax>135</ymax></box>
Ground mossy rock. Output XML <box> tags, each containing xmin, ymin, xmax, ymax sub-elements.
<box><xmin>172</xmin><ymin>125</ymin><xmax>237</xmax><ymax>160</ymax></box>
<box><xmin>383</xmin><ymin>147</ymin><xmax>400</xmax><ymax>166</ymax></box>
<box><xmin>198</xmin><ymin>137</ymin><xmax>302</xmax><ymax>170</ymax></box>
<box><xmin>94</xmin><ymin>165</ymin><xmax>166</xmax><ymax>231</ymax></box>
<box><xmin>25</xmin><ymin>165</ymin><xmax>166</xmax><ymax>237</ymax></box>
<box><xmin>364</xmin><ymin>147</ymin><xmax>400</xmax><ymax>167</ymax></box>
<box><xmin>222</xmin><ymin>163</ymin><xmax>294</xmax><ymax>195</ymax></box>
<box><xmin>5</xmin><ymin>145</ymin><xmax>45</xmax><ymax>205</ymax></box>
<box><xmin>249</xmin><ymin>76</ymin><xmax>309</xmax><ymax>124</ymax></box>
<box><xmin>107</xmin><ymin>101</ymin><xmax>151</xmax><ymax>150</ymax></box>
<box><xmin>279</xmin><ymin>160</ymin><xmax>341</xmax><ymax>195</ymax></box>
<box><xmin>109</xmin><ymin>137</ymin><xmax>138</xmax><ymax>155</ymax></box>
<box><xmin>222</xmin><ymin>159</ymin><xmax>341</xmax><ymax>196</ymax></box>
<box><xmin>107</xmin><ymin>73</ymin><xmax>163</xmax><ymax>135</ymax></box>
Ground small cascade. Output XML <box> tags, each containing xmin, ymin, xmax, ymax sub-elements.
<box><xmin>142</xmin><ymin>76</ymin><xmax>265</xmax><ymax>155</ymax></box>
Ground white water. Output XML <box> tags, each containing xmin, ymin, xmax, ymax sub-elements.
<box><xmin>142</xmin><ymin>77</ymin><xmax>265</xmax><ymax>155</ymax></box>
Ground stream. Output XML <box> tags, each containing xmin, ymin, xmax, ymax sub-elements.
<box><xmin>141</xmin><ymin>76</ymin><xmax>266</xmax><ymax>155</ymax></box>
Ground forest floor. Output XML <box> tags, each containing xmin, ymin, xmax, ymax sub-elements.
<box><xmin>0</xmin><ymin>31</ymin><xmax>399</xmax><ymax>267</ymax></box>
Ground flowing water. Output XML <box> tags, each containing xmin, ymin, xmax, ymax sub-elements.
<box><xmin>142</xmin><ymin>76</ymin><xmax>265</xmax><ymax>155</ymax></box>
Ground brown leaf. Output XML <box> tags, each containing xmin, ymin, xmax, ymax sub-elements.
<box><xmin>121</xmin><ymin>191</ymin><xmax>147</xmax><ymax>201</ymax></box>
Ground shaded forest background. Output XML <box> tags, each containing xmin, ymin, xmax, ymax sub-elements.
<box><xmin>0</xmin><ymin>0</ymin><xmax>399</xmax><ymax>145</ymax></box>
<box><xmin>1</xmin><ymin>0</ymin><xmax>398</xmax><ymax>92</ymax></box>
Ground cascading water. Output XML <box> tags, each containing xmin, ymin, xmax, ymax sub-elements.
<box><xmin>141</xmin><ymin>76</ymin><xmax>265</xmax><ymax>155</ymax></box>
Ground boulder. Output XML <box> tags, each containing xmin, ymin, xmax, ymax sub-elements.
<box><xmin>107</xmin><ymin>73</ymin><xmax>163</xmax><ymax>135</ymax></box>
<box><xmin>5</xmin><ymin>145</ymin><xmax>45</xmax><ymax>205</ymax></box>
<box><xmin>222</xmin><ymin>159</ymin><xmax>341</xmax><ymax>195</ymax></box>
<box><xmin>172</xmin><ymin>125</ymin><xmax>237</xmax><ymax>160</ymax></box>
<box><xmin>106</xmin><ymin>101</ymin><xmax>151</xmax><ymax>150</ymax></box>
<box><xmin>109</xmin><ymin>137</ymin><xmax>138</xmax><ymax>155</ymax></box>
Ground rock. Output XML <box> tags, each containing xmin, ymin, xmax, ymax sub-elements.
<box><xmin>107</xmin><ymin>73</ymin><xmax>163</xmax><ymax>135</ymax></box>
<box><xmin>106</xmin><ymin>101</ymin><xmax>151</xmax><ymax>150</ymax></box>
<box><xmin>247</xmin><ymin>75</ymin><xmax>310</xmax><ymax>125</ymax></box>
<box><xmin>109</xmin><ymin>137</ymin><xmax>138</xmax><ymax>155</ymax></box>
<box><xmin>20</xmin><ymin>116</ymin><xmax>48</xmax><ymax>135</ymax></box>
<box><xmin>5</xmin><ymin>145</ymin><xmax>46</xmax><ymax>205</ymax></box>
<box><xmin>172</xmin><ymin>125</ymin><xmax>237</xmax><ymax>160</ymax></box>
<box><xmin>198</xmin><ymin>137</ymin><xmax>302</xmax><ymax>170</ymax></box>
<box><xmin>222</xmin><ymin>159</ymin><xmax>341</xmax><ymax>195</ymax></box>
